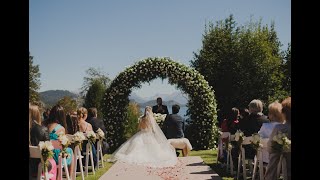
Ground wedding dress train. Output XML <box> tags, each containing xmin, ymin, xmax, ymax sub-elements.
<box><xmin>108</xmin><ymin>107</ymin><xmax>177</xmax><ymax>167</ymax></box>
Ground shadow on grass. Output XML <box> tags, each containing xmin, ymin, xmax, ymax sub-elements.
<box><xmin>210</xmin><ymin>163</ymin><xmax>235</xmax><ymax>180</ymax></box>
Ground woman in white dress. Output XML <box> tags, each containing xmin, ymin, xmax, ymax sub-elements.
<box><xmin>108</xmin><ymin>106</ymin><xmax>177</xmax><ymax>167</ymax></box>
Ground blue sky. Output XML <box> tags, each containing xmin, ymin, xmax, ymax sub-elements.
<box><xmin>30</xmin><ymin>0</ymin><xmax>291</xmax><ymax>98</ymax></box>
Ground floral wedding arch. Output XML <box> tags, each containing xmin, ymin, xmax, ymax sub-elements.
<box><xmin>102</xmin><ymin>57</ymin><xmax>218</xmax><ymax>152</ymax></box>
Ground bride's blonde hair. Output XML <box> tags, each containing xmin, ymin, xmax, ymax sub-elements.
<box><xmin>139</xmin><ymin>106</ymin><xmax>153</xmax><ymax>129</ymax></box>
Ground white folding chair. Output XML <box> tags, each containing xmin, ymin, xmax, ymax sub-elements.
<box><xmin>237</xmin><ymin>136</ymin><xmax>254</xmax><ymax>180</ymax></box>
<box><xmin>58</xmin><ymin>154</ymin><xmax>70</xmax><ymax>180</ymax></box>
<box><xmin>216</xmin><ymin>132</ymin><xmax>231</xmax><ymax>164</ymax></box>
<box><xmin>85</xmin><ymin>141</ymin><xmax>95</xmax><ymax>176</ymax></box>
<box><xmin>29</xmin><ymin>145</ymin><xmax>49</xmax><ymax>180</ymax></box>
<box><xmin>277</xmin><ymin>148</ymin><xmax>291</xmax><ymax>180</ymax></box>
<box><xmin>252</xmin><ymin>138</ymin><xmax>269</xmax><ymax>180</ymax></box>
<box><xmin>228</xmin><ymin>134</ymin><xmax>236</xmax><ymax>176</ymax></box>
<box><xmin>66</xmin><ymin>134</ymin><xmax>85</xmax><ymax>180</ymax></box>
<box><xmin>96</xmin><ymin>139</ymin><xmax>104</xmax><ymax>169</ymax></box>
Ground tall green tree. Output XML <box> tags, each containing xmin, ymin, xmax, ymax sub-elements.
<box><xmin>191</xmin><ymin>15</ymin><xmax>287</xmax><ymax>119</ymax></box>
<box><xmin>80</xmin><ymin>67</ymin><xmax>111</xmax><ymax>97</ymax></box>
<box><xmin>57</xmin><ymin>96</ymin><xmax>77</xmax><ymax>114</ymax></box>
<box><xmin>124</xmin><ymin>102</ymin><xmax>141</xmax><ymax>139</ymax></box>
<box><xmin>82</xmin><ymin>67</ymin><xmax>111</xmax><ymax>118</ymax></box>
<box><xmin>29</xmin><ymin>52</ymin><xmax>41</xmax><ymax>104</ymax></box>
<box><xmin>282</xmin><ymin>43</ymin><xmax>291</xmax><ymax>95</ymax></box>
<box><xmin>83</xmin><ymin>79</ymin><xmax>106</xmax><ymax>118</ymax></box>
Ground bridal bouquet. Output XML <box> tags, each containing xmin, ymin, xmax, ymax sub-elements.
<box><xmin>86</xmin><ymin>130</ymin><xmax>97</xmax><ymax>144</ymax></box>
<box><xmin>39</xmin><ymin>141</ymin><xmax>54</xmax><ymax>171</ymax></box>
<box><xmin>271</xmin><ymin>132</ymin><xmax>291</xmax><ymax>153</ymax></box>
<box><xmin>73</xmin><ymin>131</ymin><xmax>86</xmax><ymax>150</ymax></box>
<box><xmin>58</xmin><ymin>133</ymin><xmax>71</xmax><ymax>158</ymax></box>
<box><xmin>96</xmin><ymin>128</ymin><xmax>105</xmax><ymax>140</ymax></box>
<box><xmin>153</xmin><ymin>113</ymin><xmax>167</xmax><ymax>128</ymax></box>
<box><xmin>250</xmin><ymin>133</ymin><xmax>263</xmax><ymax>150</ymax></box>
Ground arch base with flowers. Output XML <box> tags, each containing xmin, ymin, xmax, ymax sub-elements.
<box><xmin>102</xmin><ymin>57</ymin><xmax>218</xmax><ymax>153</ymax></box>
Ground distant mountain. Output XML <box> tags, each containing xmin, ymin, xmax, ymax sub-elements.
<box><xmin>130</xmin><ymin>91</ymin><xmax>188</xmax><ymax>105</ymax></box>
<box><xmin>165</xmin><ymin>92</ymin><xmax>188</xmax><ymax>105</ymax></box>
<box><xmin>40</xmin><ymin>90</ymin><xmax>79</xmax><ymax>107</ymax></box>
<box><xmin>129</xmin><ymin>92</ymin><xmax>147</xmax><ymax>103</ymax></box>
<box><xmin>138</xmin><ymin>100</ymin><xmax>183</xmax><ymax>108</ymax></box>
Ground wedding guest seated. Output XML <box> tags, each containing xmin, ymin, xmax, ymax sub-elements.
<box><xmin>86</xmin><ymin>107</ymin><xmax>109</xmax><ymax>155</ymax></box>
<box><xmin>239</xmin><ymin>99</ymin><xmax>269</xmax><ymax>159</ymax></box>
<box><xmin>66</xmin><ymin>112</ymin><xmax>79</xmax><ymax>135</ymax></box>
<box><xmin>77</xmin><ymin>107</ymin><xmax>97</xmax><ymax>168</ymax></box>
<box><xmin>259</xmin><ymin>101</ymin><xmax>284</xmax><ymax>138</ymax></box>
<box><xmin>162</xmin><ymin>104</ymin><xmax>185</xmax><ymax>156</ymax></box>
<box><xmin>29</xmin><ymin>104</ymin><xmax>57</xmax><ymax>180</ymax></box>
<box><xmin>265</xmin><ymin>97</ymin><xmax>291</xmax><ymax>180</ymax></box>
<box><xmin>46</xmin><ymin>105</ymin><xmax>74</xmax><ymax>179</ymax></box>
<box><xmin>220</xmin><ymin>107</ymin><xmax>240</xmax><ymax>163</ymax></box>
<box><xmin>238</xmin><ymin>107</ymin><xmax>249</xmax><ymax>124</ymax></box>
<box><xmin>221</xmin><ymin>107</ymin><xmax>240</xmax><ymax>134</ymax></box>
<box><xmin>259</xmin><ymin>101</ymin><xmax>284</xmax><ymax>163</ymax></box>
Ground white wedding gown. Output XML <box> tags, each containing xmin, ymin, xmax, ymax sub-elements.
<box><xmin>108</xmin><ymin>113</ymin><xmax>177</xmax><ymax>167</ymax></box>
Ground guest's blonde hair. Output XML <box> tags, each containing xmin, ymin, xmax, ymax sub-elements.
<box><xmin>77</xmin><ymin>107</ymin><xmax>88</xmax><ymax>119</ymax></box>
<box><xmin>29</xmin><ymin>104</ymin><xmax>42</xmax><ymax>125</ymax></box>
<box><xmin>248</xmin><ymin>99</ymin><xmax>263</xmax><ymax>114</ymax></box>
<box><xmin>268</xmin><ymin>101</ymin><xmax>284</xmax><ymax>123</ymax></box>
<box><xmin>29</xmin><ymin>104</ymin><xmax>41</xmax><ymax>144</ymax></box>
<box><xmin>281</xmin><ymin>97</ymin><xmax>291</xmax><ymax>123</ymax></box>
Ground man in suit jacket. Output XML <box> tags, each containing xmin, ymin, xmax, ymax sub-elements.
<box><xmin>162</xmin><ymin>104</ymin><xmax>184</xmax><ymax>139</ymax></box>
<box><xmin>152</xmin><ymin>97</ymin><xmax>169</xmax><ymax>115</ymax></box>
<box><xmin>86</xmin><ymin>107</ymin><xmax>108</xmax><ymax>154</ymax></box>
<box><xmin>162</xmin><ymin>104</ymin><xmax>185</xmax><ymax>157</ymax></box>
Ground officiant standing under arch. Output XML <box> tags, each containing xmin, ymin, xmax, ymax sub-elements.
<box><xmin>152</xmin><ymin>97</ymin><xmax>169</xmax><ymax>115</ymax></box>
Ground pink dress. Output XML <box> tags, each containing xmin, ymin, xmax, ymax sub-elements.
<box><xmin>41</xmin><ymin>158</ymin><xmax>57</xmax><ymax>180</ymax></box>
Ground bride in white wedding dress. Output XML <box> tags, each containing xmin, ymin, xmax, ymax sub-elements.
<box><xmin>108</xmin><ymin>106</ymin><xmax>177</xmax><ymax>167</ymax></box>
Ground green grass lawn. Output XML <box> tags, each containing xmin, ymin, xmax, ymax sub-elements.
<box><xmin>187</xmin><ymin>149</ymin><xmax>234</xmax><ymax>180</ymax></box>
<box><xmin>75</xmin><ymin>154</ymin><xmax>113</xmax><ymax>180</ymax></box>
<box><xmin>76</xmin><ymin>150</ymin><xmax>234</xmax><ymax>180</ymax></box>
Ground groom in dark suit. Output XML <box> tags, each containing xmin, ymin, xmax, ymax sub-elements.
<box><xmin>162</xmin><ymin>104</ymin><xmax>185</xmax><ymax>156</ymax></box>
<box><xmin>152</xmin><ymin>97</ymin><xmax>169</xmax><ymax>115</ymax></box>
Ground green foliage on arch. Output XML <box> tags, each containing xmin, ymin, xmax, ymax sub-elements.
<box><xmin>102</xmin><ymin>57</ymin><xmax>218</xmax><ymax>153</ymax></box>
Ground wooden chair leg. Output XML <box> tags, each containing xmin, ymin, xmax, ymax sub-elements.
<box><xmin>63</xmin><ymin>158</ymin><xmax>70</xmax><ymax>180</ymax></box>
<box><xmin>37</xmin><ymin>162</ymin><xmax>42</xmax><ymax>180</ymax></box>
<box><xmin>74</xmin><ymin>146</ymin><xmax>85</xmax><ymax>180</ymax></box>
<box><xmin>252</xmin><ymin>155</ymin><xmax>258</xmax><ymax>180</ymax></box>
<box><xmin>242</xmin><ymin>148</ymin><xmax>247</xmax><ymax>180</ymax></box>
<box><xmin>97</xmin><ymin>143</ymin><xmax>100</xmax><ymax>170</ymax></box>
<box><xmin>85</xmin><ymin>144</ymin><xmax>89</xmax><ymax>176</ymax></box>
<box><xmin>237</xmin><ymin>152</ymin><xmax>241</xmax><ymax>180</ymax></box>
<box><xmin>89</xmin><ymin>145</ymin><xmax>95</xmax><ymax>175</ymax></box>
<box><xmin>99</xmin><ymin>141</ymin><xmax>104</xmax><ymax>168</ymax></box>
<box><xmin>258</xmin><ymin>150</ymin><xmax>264</xmax><ymax>180</ymax></box>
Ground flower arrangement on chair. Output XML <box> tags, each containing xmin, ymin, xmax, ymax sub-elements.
<box><xmin>73</xmin><ymin>131</ymin><xmax>86</xmax><ymax>150</ymax></box>
<box><xmin>271</xmin><ymin>132</ymin><xmax>291</xmax><ymax>153</ymax></box>
<box><xmin>86</xmin><ymin>130</ymin><xmax>97</xmax><ymax>144</ymax></box>
<box><xmin>235</xmin><ymin>130</ymin><xmax>245</xmax><ymax>147</ymax></box>
<box><xmin>153</xmin><ymin>113</ymin><xmax>167</xmax><ymax>128</ymax></box>
<box><xmin>96</xmin><ymin>128</ymin><xmax>105</xmax><ymax>141</ymax></box>
<box><xmin>250</xmin><ymin>133</ymin><xmax>263</xmax><ymax>150</ymax></box>
<box><xmin>58</xmin><ymin>133</ymin><xmax>71</xmax><ymax>158</ymax></box>
<box><xmin>39</xmin><ymin>141</ymin><xmax>54</xmax><ymax>179</ymax></box>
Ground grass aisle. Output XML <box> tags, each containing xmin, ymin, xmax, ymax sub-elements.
<box><xmin>77</xmin><ymin>150</ymin><xmax>234</xmax><ymax>180</ymax></box>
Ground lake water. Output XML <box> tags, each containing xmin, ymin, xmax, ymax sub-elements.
<box><xmin>140</xmin><ymin>106</ymin><xmax>189</xmax><ymax>119</ymax></box>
